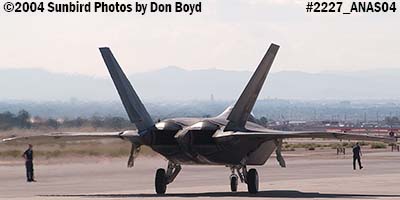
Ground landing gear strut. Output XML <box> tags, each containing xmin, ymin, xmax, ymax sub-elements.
<box><xmin>229</xmin><ymin>166</ymin><xmax>259</xmax><ymax>193</ymax></box>
<box><xmin>155</xmin><ymin>161</ymin><xmax>181</xmax><ymax>194</ymax></box>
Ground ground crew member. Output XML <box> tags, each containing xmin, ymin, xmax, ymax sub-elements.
<box><xmin>22</xmin><ymin>144</ymin><xmax>36</xmax><ymax>182</ymax></box>
<box><xmin>352</xmin><ymin>142</ymin><xmax>363</xmax><ymax>170</ymax></box>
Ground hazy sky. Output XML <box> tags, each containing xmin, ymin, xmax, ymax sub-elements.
<box><xmin>1</xmin><ymin>0</ymin><xmax>399</xmax><ymax>76</ymax></box>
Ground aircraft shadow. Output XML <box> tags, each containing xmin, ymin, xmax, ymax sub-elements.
<box><xmin>41</xmin><ymin>190</ymin><xmax>400</xmax><ymax>198</ymax></box>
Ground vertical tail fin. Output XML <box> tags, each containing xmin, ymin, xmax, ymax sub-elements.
<box><xmin>99</xmin><ymin>47</ymin><xmax>154</xmax><ymax>133</ymax></box>
<box><xmin>225</xmin><ymin>43</ymin><xmax>279</xmax><ymax>130</ymax></box>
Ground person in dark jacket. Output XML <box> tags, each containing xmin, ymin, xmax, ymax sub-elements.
<box><xmin>352</xmin><ymin>143</ymin><xmax>363</xmax><ymax>170</ymax></box>
<box><xmin>22</xmin><ymin>144</ymin><xmax>36</xmax><ymax>182</ymax></box>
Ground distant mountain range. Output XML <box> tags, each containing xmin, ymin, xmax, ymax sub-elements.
<box><xmin>0</xmin><ymin>67</ymin><xmax>399</xmax><ymax>101</ymax></box>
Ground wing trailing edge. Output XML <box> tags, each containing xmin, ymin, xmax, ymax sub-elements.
<box><xmin>215</xmin><ymin>130</ymin><xmax>397</xmax><ymax>143</ymax></box>
<box><xmin>1</xmin><ymin>131</ymin><xmax>142</xmax><ymax>144</ymax></box>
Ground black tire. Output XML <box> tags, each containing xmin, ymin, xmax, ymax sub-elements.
<box><xmin>155</xmin><ymin>168</ymin><xmax>167</xmax><ymax>194</ymax></box>
<box><xmin>246</xmin><ymin>168</ymin><xmax>259</xmax><ymax>194</ymax></box>
<box><xmin>230</xmin><ymin>175</ymin><xmax>238</xmax><ymax>192</ymax></box>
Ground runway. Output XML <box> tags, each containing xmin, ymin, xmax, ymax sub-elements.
<box><xmin>1</xmin><ymin>150</ymin><xmax>400</xmax><ymax>200</ymax></box>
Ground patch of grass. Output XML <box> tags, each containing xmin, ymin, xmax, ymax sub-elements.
<box><xmin>0</xmin><ymin>150</ymin><xmax>22</xmax><ymax>158</ymax></box>
<box><xmin>284</xmin><ymin>143</ymin><xmax>325</xmax><ymax>150</ymax></box>
<box><xmin>0</xmin><ymin>140</ymin><xmax>158</xmax><ymax>159</ymax></box>
<box><xmin>341</xmin><ymin>142</ymin><xmax>353</xmax><ymax>148</ymax></box>
<box><xmin>370</xmin><ymin>142</ymin><xmax>387</xmax><ymax>149</ymax></box>
<box><xmin>282</xmin><ymin>147</ymin><xmax>295</xmax><ymax>151</ymax></box>
<box><xmin>359</xmin><ymin>141</ymin><xmax>368</xmax><ymax>146</ymax></box>
<box><xmin>331</xmin><ymin>144</ymin><xmax>342</xmax><ymax>149</ymax></box>
<box><xmin>283</xmin><ymin>141</ymin><xmax>377</xmax><ymax>151</ymax></box>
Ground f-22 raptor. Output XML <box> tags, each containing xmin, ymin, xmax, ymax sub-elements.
<box><xmin>2</xmin><ymin>43</ymin><xmax>396</xmax><ymax>194</ymax></box>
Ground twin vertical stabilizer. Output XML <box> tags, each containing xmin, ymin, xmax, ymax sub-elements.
<box><xmin>99</xmin><ymin>43</ymin><xmax>279</xmax><ymax>133</ymax></box>
<box><xmin>99</xmin><ymin>48</ymin><xmax>154</xmax><ymax>133</ymax></box>
<box><xmin>225</xmin><ymin>43</ymin><xmax>279</xmax><ymax>131</ymax></box>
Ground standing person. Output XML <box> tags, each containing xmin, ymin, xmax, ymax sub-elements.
<box><xmin>22</xmin><ymin>144</ymin><xmax>36</xmax><ymax>182</ymax></box>
<box><xmin>352</xmin><ymin>142</ymin><xmax>363</xmax><ymax>170</ymax></box>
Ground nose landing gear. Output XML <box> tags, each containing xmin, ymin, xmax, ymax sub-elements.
<box><xmin>230</xmin><ymin>173</ymin><xmax>238</xmax><ymax>192</ymax></box>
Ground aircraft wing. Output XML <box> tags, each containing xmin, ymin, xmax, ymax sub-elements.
<box><xmin>215</xmin><ymin>129</ymin><xmax>396</xmax><ymax>143</ymax></box>
<box><xmin>1</xmin><ymin>130</ymin><xmax>142</xmax><ymax>144</ymax></box>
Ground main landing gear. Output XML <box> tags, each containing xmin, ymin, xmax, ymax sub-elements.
<box><xmin>155</xmin><ymin>161</ymin><xmax>181</xmax><ymax>194</ymax></box>
<box><xmin>154</xmin><ymin>162</ymin><xmax>259</xmax><ymax>194</ymax></box>
<box><xmin>229</xmin><ymin>166</ymin><xmax>259</xmax><ymax>193</ymax></box>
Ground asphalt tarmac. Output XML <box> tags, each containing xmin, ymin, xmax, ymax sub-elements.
<box><xmin>1</xmin><ymin>150</ymin><xmax>400</xmax><ymax>200</ymax></box>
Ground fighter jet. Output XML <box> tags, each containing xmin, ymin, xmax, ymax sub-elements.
<box><xmin>2</xmin><ymin>43</ymin><xmax>396</xmax><ymax>194</ymax></box>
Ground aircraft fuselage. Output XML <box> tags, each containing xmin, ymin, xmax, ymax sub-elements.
<box><xmin>146</xmin><ymin>116</ymin><xmax>276</xmax><ymax>166</ymax></box>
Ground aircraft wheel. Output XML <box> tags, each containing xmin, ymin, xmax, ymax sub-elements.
<box><xmin>155</xmin><ymin>168</ymin><xmax>167</xmax><ymax>194</ymax></box>
<box><xmin>230</xmin><ymin>174</ymin><xmax>238</xmax><ymax>192</ymax></box>
<box><xmin>246</xmin><ymin>168</ymin><xmax>259</xmax><ymax>194</ymax></box>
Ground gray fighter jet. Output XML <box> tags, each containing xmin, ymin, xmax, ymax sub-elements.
<box><xmin>2</xmin><ymin>43</ymin><xmax>396</xmax><ymax>194</ymax></box>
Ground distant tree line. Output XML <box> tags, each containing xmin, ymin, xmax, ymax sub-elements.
<box><xmin>1</xmin><ymin>109</ymin><xmax>399</xmax><ymax>131</ymax></box>
<box><xmin>0</xmin><ymin>110</ymin><xmax>31</xmax><ymax>130</ymax></box>
<box><xmin>0</xmin><ymin>110</ymin><xmax>134</xmax><ymax>130</ymax></box>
